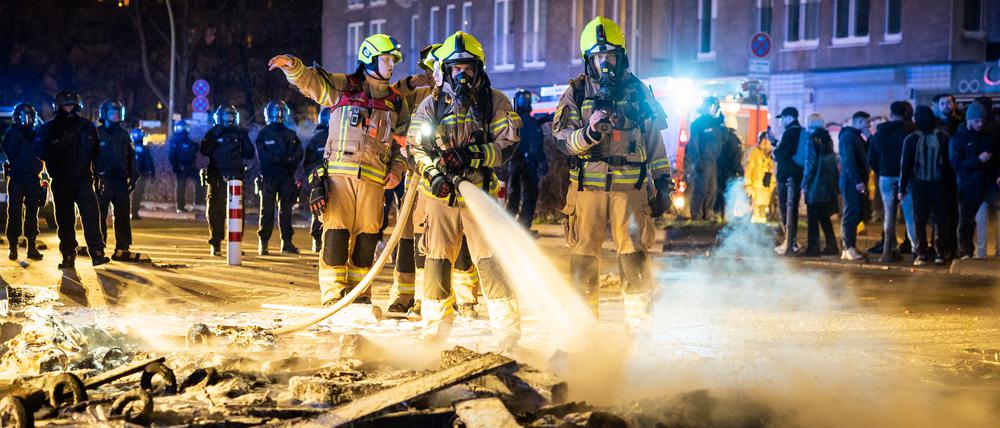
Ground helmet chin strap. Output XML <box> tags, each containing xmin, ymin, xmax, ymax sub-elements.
<box><xmin>364</xmin><ymin>63</ymin><xmax>391</xmax><ymax>81</ymax></box>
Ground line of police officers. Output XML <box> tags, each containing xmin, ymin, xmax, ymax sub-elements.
<box><xmin>266</xmin><ymin>16</ymin><xmax>671</xmax><ymax>347</ymax></box>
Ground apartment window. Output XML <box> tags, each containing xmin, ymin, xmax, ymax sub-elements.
<box><xmin>571</xmin><ymin>0</ymin><xmax>597</xmax><ymax>64</ymax></box>
<box><xmin>833</xmin><ymin>0</ymin><xmax>869</xmax><ymax>43</ymax></box>
<box><xmin>493</xmin><ymin>0</ymin><xmax>515</xmax><ymax>71</ymax></box>
<box><xmin>757</xmin><ymin>0</ymin><xmax>773</xmax><ymax>34</ymax></box>
<box><xmin>522</xmin><ymin>0</ymin><xmax>547</xmax><ymax>67</ymax></box>
<box><xmin>462</xmin><ymin>2</ymin><xmax>473</xmax><ymax>31</ymax></box>
<box><xmin>410</xmin><ymin>15</ymin><xmax>420</xmax><ymax>74</ymax></box>
<box><xmin>347</xmin><ymin>0</ymin><xmax>364</xmax><ymax>10</ymax></box>
<box><xmin>369</xmin><ymin>0</ymin><xmax>385</xmax><ymax>6</ymax></box>
<box><xmin>884</xmin><ymin>0</ymin><xmax>901</xmax><ymax>41</ymax></box>
<box><xmin>346</xmin><ymin>22</ymin><xmax>363</xmax><ymax>69</ymax></box>
<box><xmin>445</xmin><ymin>4</ymin><xmax>456</xmax><ymax>36</ymax></box>
<box><xmin>429</xmin><ymin>6</ymin><xmax>439</xmax><ymax>42</ymax></box>
<box><xmin>369</xmin><ymin>19</ymin><xmax>385</xmax><ymax>35</ymax></box>
<box><xmin>785</xmin><ymin>0</ymin><xmax>820</xmax><ymax>47</ymax></box>
<box><xmin>963</xmin><ymin>0</ymin><xmax>984</xmax><ymax>35</ymax></box>
<box><xmin>697</xmin><ymin>0</ymin><xmax>717</xmax><ymax>59</ymax></box>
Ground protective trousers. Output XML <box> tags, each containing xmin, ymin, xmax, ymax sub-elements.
<box><xmin>6</xmin><ymin>178</ymin><xmax>41</xmax><ymax>244</ymax></box>
<box><xmin>97</xmin><ymin>179</ymin><xmax>132</xmax><ymax>251</ymax></box>
<box><xmin>51</xmin><ymin>179</ymin><xmax>105</xmax><ymax>259</ymax></box>
<box><xmin>564</xmin><ymin>188</ymin><xmax>655</xmax><ymax>334</ymax></box>
<box><xmin>506</xmin><ymin>159</ymin><xmax>540</xmax><ymax>229</ymax></box>
<box><xmin>130</xmin><ymin>175</ymin><xmax>148</xmax><ymax>217</ymax></box>
<box><xmin>318</xmin><ymin>175</ymin><xmax>383</xmax><ymax>304</ymax></box>
<box><xmin>420</xmin><ymin>199</ymin><xmax>519</xmax><ymax>347</ymax></box>
<box><xmin>205</xmin><ymin>176</ymin><xmax>246</xmax><ymax>247</ymax></box>
<box><xmin>176</xmin><ymin>170</ymin><xmax>205</xmax><ymax>210</ymax></box>
<box><xmin>257</xmin><ymin>178</ymin><xmax>297</xmax><ymax>245</ymax></box>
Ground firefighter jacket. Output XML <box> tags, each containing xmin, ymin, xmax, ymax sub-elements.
<box><xmin>551</xmin><ymin>73</ymin><xmax>670</xmax><ymax>192</ymax></box>
<box><xmin>280</xmin><ymin>56</ymin><xmax>409</xmax><ymax>186</ymax></box>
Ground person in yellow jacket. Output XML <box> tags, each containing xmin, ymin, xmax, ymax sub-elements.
<box><xmin>552</xmin><ymin>17</ymin><xmax>672</xmax><ymax>337</ymax></box>
<box><xmin>387</xmin><ymin>44</ymin><xmax>484</xmax><ymax>320</ymax></box>
<box><xmin>744</xmin><ymin>131</ymin><xmax>776</xmax><ymax>224</ymax></box>
<box><xmin>407</xmin><ymin>32</ymin><xmax>522</xmax><ymax>348</ymax></box>
<box><xmin>269</xmin><ymin>34</ymin><xmax>410</xmax><ymax>305</ymax></box>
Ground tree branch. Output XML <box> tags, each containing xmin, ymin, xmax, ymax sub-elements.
<box><xmin>129</xmin><ymin>0</ymin><xmax>168</xmax><ymax>107</ymax></box>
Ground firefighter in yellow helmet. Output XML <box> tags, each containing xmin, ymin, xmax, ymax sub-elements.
<box><xmin>552</xmin><ymin>17</ymin><xmax>672</xmax><ymax>336</ymax></box>
<box><xmin>407</xmin><ymin>32</ymin><xmax>522</xmax><ymax>347</ymax></box>
<box><xmin>269</xmin><ymin>34</ymin><xmax>410</xmax><ymax>305</ymax></box>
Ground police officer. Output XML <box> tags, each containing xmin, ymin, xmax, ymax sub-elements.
<box><xmin>1</xmin><ymin>103</ymin><xmax>44</xmax><ymax>260</ymax></box>
<box><xmin>256</xmin><ymin>100</ymin><xmax>304</xmax><ymax>255</ymax></box>
<box><xmin>408</xmin><ymin>31</ymin><xmax>523</xmax><ymax>347</ymax></box>
<box><xmin>168</xmin><ymin>120</ymin><xmax>203</xmax><ymax>212</ymax></box>
<box><xmin>201</xmin><ymin>105</ymin><xmax>255</xmax><ymax>256</ymax></box>
<box><xmin>95</xmin><ymin>101</ymin><xmax>137</xmax><ymax>257</ymax></box>
<box><xmin>552</xmin><ymin>17</ymin><xmax>671</xmax><ymax>337</ymax></box>
<box><xmin>304</xmin><ymin>108</ymin><xmax>330</xmax><ymax>253</ymax></box>
<box><xmin>507</xmin><ymin>89</ymin><xmax>551</xmax><ymax>231</ymax></box>
<box><xmin>685</xmin><ymin>97</ymin><xmax>723</xmax><ymax>221</ymax></box>
<box><xmin>269</xmin><ymin>34</ymin><xmax>409</xmax><ymax>306</ymax></box>
<box><xmin>37</xmin><ymin>91</ymin><xmax>110</xmax><ymax>268</ymax></box>
<box><xmin>130</xmin><ymin>128</ymin><xmax>155</xmax><ymax>219</ymax></box>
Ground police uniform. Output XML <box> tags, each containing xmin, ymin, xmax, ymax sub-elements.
<box><xmin>168</xmin><ymin>126</ymin><xmax>203</xmax><ymax>210</ymax></box>
<box><xmin>95</xmin><ymin>122</ymin><xmax>137</xmax><ymax>252</ymax></box>
<box><xmin>130</xmin><ymin>133</ymin><xmax>155</xmax><ymax>218</ymax></box>
<box><xmin>1</xmin><ymin>103</ymin><xmax>44</xmax><ymax>260</ymax></box>
<box><xmin>200</xmin><ymin>111</ymin><xmax>255</xmax><ymax>253</ymax></box>
<box><xmin>255</xmin><ymin>117</ymin><xmax>304</xmax><ymax>252</ymax></box>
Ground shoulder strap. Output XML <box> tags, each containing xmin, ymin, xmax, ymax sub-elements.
<box><xmin>570</xmin><ymin>75</ymin><xmax>587</xmax><ymax>108</ymax></box>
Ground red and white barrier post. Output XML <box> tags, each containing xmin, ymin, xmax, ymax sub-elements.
<box><xmin>227</xmin><ymin>179</ymin><xmax>243</xmax><ymax>266</ymax></box>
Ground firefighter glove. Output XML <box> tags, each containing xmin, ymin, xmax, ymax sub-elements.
<box><xmin>649</xmin><ymin>176</ymin><xmax>673</xmax><ymax>219</ymax></box>
<box><xmin>430</xmin><ymin>173</ymin><xmax>455</xmax><ymax>198</ymax></box>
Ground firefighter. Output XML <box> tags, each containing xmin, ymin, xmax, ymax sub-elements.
<box><xmin>304</xmin><ymin>108</ymin><xmax>330</xmax><ymax>252</ymax></box>
<box><xmin>256</xmin><ymin>100</ymin><xmax>304</xmax><ymax>255</ymax></box>
<box><xmin>552</xmin><ymin>17</ymin><xmax>672</xmax><ymax>336</ymax></box>
<box><xmin>168</xmin><ymin>120</ymin><xmax>203</xmax><ymax>212</ymax></box>
<box><xmin>744</xmin><ymin>131</ymin><xmax>776</xmax><ymax>224</ymax></box>
<box><xmin>1</xmin><ymin>103</ymin><xmax>44</xmax><ymax>260</ymax></box>
<box><xmin>507</xmin><ymin>89</ymin><xmax>551</xmax><ymax>231</ymax></box>
<box><xmin>130</xmin><ymin>128</ymin><xmax>155</xmax><ymax>219</ymax></box>
<box><xmin>269</xmin><ymin>33</ymin><xmax>409</xmax><ymax>306</ymax></box>
<box><xmin>94</xmin><ymin>101</ymin><xmax>137</xmax><ymax>257</ymax></box>
<box><xmin>37</xmin><ymin>91</ymin><xmax>110</xmax><ymax>268</ymax></box>
<box><xmin>407</xmin><ymin>31</ymin><xmax>523</xmax><ymax>347</ymax></box>
<box><xmin>200</xmin><ymin>104</ymin><xmax>255</xmax><ymax>256</ymax></box>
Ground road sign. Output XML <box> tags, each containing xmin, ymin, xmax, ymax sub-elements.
<box><xmin>748</xmin><ymin>58</ymin><xmax>771</xmax><ymax>80</ymax></box>
<box><xmin>192</xmin><ymin>79</ymin><xmax>211</xmax><ymax>97</ymax></box>
<box><xmin>192</xmin><ymin>96</ymin><xmax>210</xmax><ymax>113</ymax></box>
<box><xmin>750</xmin><ymin>32</ymin><xmax>771</xmax><ymax>58</ymax></box>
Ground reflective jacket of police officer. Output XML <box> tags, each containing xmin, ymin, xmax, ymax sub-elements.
<box><xmin>256</xmin><ymin>102</ymin><xmax>303</xmax><ymax>182</ymax></box>
<box><xmin>38</xmin><ymin>97</ymin><xmax>101</xmax><ymax>182</ymax></box>
<box><xmin>200</xmin><ymin>106</ymin><xmax>254</xmax><ymax>179</ymax></box>
<box><xmin>1</xmin><ymin>104</ymin><xmax>43</xmax><ymax>182</ymax></box>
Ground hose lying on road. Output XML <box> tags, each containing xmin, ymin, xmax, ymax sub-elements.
<box><xmin>271</xmin><ymin>172</ymin><xmax>419</xmax><ymax>335</ymax></box>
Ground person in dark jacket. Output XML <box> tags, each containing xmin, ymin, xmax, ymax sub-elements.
<box><xmin>201</xmin><ymin>104</ymin><xmax>255</xmax><ymax>256</ymax></box>
<box><xmin>304</xmin><ymin>108</ymin><xmax>329</xmax><ymax>252</ymax></box>
<box><xmin>36</xmin><ymin>91</ymin><xmax>110</xmax><ymax>268</ymax></box>
<box><xmin>801</xmin><ymin>114</ymin><xmax>839</xmax><ymax>257</ymax></box>
<box><xmin>1</xmin><ymin>103</ymin><xmax>44</xmax><ymax>260</ymax></box>
<box><xmin>129</xmin><ymin>128</ymin><xmax>155</xmax><ymax>219</ymax></box>
<box><xmin>685</xmin><ymin>97</ymin><xmax>723</xmax><ymax>221</ymax></box>
<box><xmin>255</xmin><ymin>100</ymin><xmax>303</xmax><ymax>255</ymax></box>
<box><xmin>168</xmin><ymin>120</ymin><xmax>203</xmax><ymax>212</ymax></box>
<box><xmin>773</xmin><ymin>106</ymin><xmax>805</xmax><ymax>255</ymax></box>
<box><xmin>839</xmin><ymin>111</ymin><xmax>871</xmax><ymax>261</ymax></box>
<box><xmin>506</xmin><ymin>89</ymin><xmax>551</xmax><ymax>230</ymax></box>
<box><xmin>714</xmin><ymin>121</ymin><xmax>744</xmax><ymax>219</ymax></box>
<box><xmin>949</xmin><ymin>102</ymin><xmax>997</xmax><ymax>259</ymax></box>
<box><xmin>899</xmin><ymin>105</ymin><xmax>955</xmax><ymax>265</ymax></box>
<box><xmin>974</xmin><ymin>97</ymin><xmax>1000</xmax><ymax>258</ymax></box>
<box><xmin>94</xmin><ymin>101</ymin><xmax>137</xmax><ymax>256</ymax></box>
<box><xmin>869</xmin><ymin>101</ymin><xmax>917</xmax><ymax>263</ymax></box>
<box><xmin>933</xmin><ymin>94</ymin><xmax>962</xmax><ymax>136</ymax></box>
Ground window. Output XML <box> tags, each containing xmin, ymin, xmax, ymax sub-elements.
<box><xmin>493</xmin><ymin>0</ymin><xmax>515</xmax><ymax>71</ymax></box>
<box><xmin>369</xmin><ymin>0</ymin><xmax>385</xmax><ymax>6</ymax></box>
<box><xmin>884</xmin><ymin>0</ymin><xmax>901</xmax><ymax>41</ymax></box>
<box><xmin>410</xmin><ymin>15</ymin><xmax>420</xmax><ymax>74</ymax></box>
<box><xmin>347</xmin><ymin>0</ymin><xmax>364</xmax><ymax>10</ymax></box>
<box><xmin>523</xmin><ymin>0</ymin><xmax>547</xmax><ymax>67</ymax></box>
<box><xmin>833</xmin><ymin>0</ymin><xmax>869</xmax><ymax>43</ymax></box>
<box><xmin>369</xmin><ymin>19</ymin><xmax>385</xmax><ymax>35</ymax></box>
<box><xmin>756</xmin><ymin>0</ymin><xmax>773</xmax><ymax>34</ymax></box>
<box><xmin>429</xmin><ymin>6</ymin><xmax>439</xmax><ymax>42</ymax></box>
<box><xmin>346</xmin><ymin>22</ymin><xmax>363</xmax><ymax>69</ymax></box>
<box><xmin>697</xmin><ymin>0</ymin><xmax>717</xmax><ymax>59</ymax></box>
<box><xmin>462</xmin><ymin>2</ymin><xmax>473</xmax><ymax>31</ymax></box>
<box><xmin>571</xmin><ymin>0</ymin><xmax>597</xmax><ymax>64</ymax></box>
<box><xmin>963</xmin><ymin>0</ymin><xmax>984</xmax><ymax>35</ymax></box>
<box><xmin>445</xmin><ymin>4</ymin><xmax>456</xmax><ymax>36</ymax></box>
<box><xmin>785</xmin><ymin>0</ymin><xmax>819</xmax><ymax>48</ymax></box>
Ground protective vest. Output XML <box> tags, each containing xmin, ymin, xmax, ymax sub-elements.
<box><xmin>324</xmin><ymin>75</ymin><xmax>407</xmax><ymax>185</ymax></box>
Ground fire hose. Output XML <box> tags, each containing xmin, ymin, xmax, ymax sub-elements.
<box><xmin>271</xmin><ymin>172</ymin><xmax>420</xmax><ymax>335</ymax></box>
